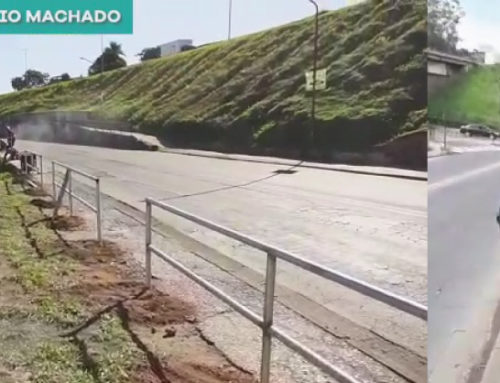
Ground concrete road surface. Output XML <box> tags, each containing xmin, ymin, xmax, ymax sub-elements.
<box><xmin>18</xmin><ymin>139</ymin><xmax>427</xmax><ymax>378</ymax></box>
<box><xmin>429</xmin><ymin>152</ymin><xmax>500</xmax><ymax>382</ymax></box>
<box><xmin>429</xmin><ymin>126</ymin><xmax>500</xmax><ymax>154</ymax></box>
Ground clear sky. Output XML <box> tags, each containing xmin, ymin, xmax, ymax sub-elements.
<box><xmin>457</xmin><ymin>0</ymin><xmax>500</xmax><ymax>63</ymax></box>
<box><xmin>0</xmin><ymin>0</ymin><xmax>345</xmax><ymax>95</ymax></box>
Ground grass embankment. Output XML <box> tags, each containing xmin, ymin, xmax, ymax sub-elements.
<box><xmin>429</xmin><ymin>65</ymin><xmax>500</xmax><ymax>128</ymax></box>
<box><xmin>0</xmin><ymin>167</ymin><xmax>256</xmax><ymax>382</ymax></box>
<box><xmin>0</xmin><ymin>0</ymin><xmax>426</xmax><ymax>154</ymax></box>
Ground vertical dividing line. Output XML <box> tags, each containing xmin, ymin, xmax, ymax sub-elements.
<box><xmin>68</xmin><ymin>170</ymin><xmax>73</xmax><ymax>216</ymax></box>
<box><xmin>260</xmin><ymin>252</ymin><xmax>277</xmax><ymax>383</ymax></box>
<box><xmin>96</xmin><ymin>178</ymin><xmax>102</xmax><ymax>244</ymax></box>
<box><xmin>145</xmin><ymin>200</ymin><xmax>152</xmax><ymax>288</ymax></box>
<box><xmin>51</xmin><ymin>161</ymin><xmax>56</xmax><ymax>202</ymax></box>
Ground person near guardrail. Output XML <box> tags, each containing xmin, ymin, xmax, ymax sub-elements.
<box><xmin>1</xmin><ymin>123</ymin><xmax>17</xmax><ymax>161</ymax></box>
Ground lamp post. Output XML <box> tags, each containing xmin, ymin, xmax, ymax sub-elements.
<box><xmin>79</xmin><ymin>57</ymin><xmax>92</xmax><ymax>64</ymax></box>
<box><xmin>307</xmin><ymin>0</ymin><xmax>319</xmax><ymax>156</ymax></box>
<box><xmin>228</xmin><ymin>0</ymin><xmax>233</xmax><ymax>40</ymax></box>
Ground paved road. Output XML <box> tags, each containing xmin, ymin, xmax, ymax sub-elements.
<box><xmin>18</xmin><ymin>139</ymin><xmax>427</xmax><ymax>364</ymax></box>
<box><xmin>429</xmin><ymin>152</ymin><xmax>500</xmax><ymax>382</ymax></box>
<box><xmin>430</xmin><ymin>126</ymin><xmax>500</xmax><ymax>154</ymax></box>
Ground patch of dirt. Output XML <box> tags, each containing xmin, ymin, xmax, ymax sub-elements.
<box><xmin>25</xmin><ymin>188</ymin><xmax>49</xmax><ymax>197</ymax></box>
<box><xmin>48</xmin><ymin>215</ymin><xmax>86</xmax><ymax>231</ymax></box>
<box><xmin>30</xmin><ymin>198</ymin><xmax>55</xmax><ymax>209</ymax></box>
<box><xmin>67</xmin><ymin>240</ymin><xmax>196</xmax><ymax>327</ymax></box>
<box><xmin>135</xmin><ymin>361</ymin><xmax>257</xmax><ymax>383</ymax></box>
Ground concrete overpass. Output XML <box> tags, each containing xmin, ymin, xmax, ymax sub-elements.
<box><xmin>427</xmin><ymin>49</ymin><xmax>485</xmax><ymax>96</ymax></box>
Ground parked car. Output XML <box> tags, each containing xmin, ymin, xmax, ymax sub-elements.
<box><xmin>459</xmin><ymin>124</ymin><xmax>500</xmax><ymax>139</ymax></box>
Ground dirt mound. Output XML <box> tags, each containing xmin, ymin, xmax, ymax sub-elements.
<box><xmin>135</xmin><ymin>361</ymin><xmax>257</xmax><ymax>383</ymax></box>
<box><xmin>67</xmin><ymin>240</ymin><xmax>196</xmax><ymax>327</ymax></box>
<box><xmin>25</xmin><ymin>188</ymin><xmax>49</xmax><ymax>197</ymax></box>
<box><xmin>48</xmin><ymin>215</ymin><xmax>86</xmax><ymax>231</ymax></box>
<box><xmin>30</xmin><ymin>198</ymin><xmax>55</xmax><ymax>209</ymax></box>
<box><xmin>125</xmin><ymin>289</ymin><xmax>194</xmax><ymax>326</ymax></box>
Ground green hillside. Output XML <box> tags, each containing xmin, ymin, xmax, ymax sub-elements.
<box><xmin>429</xmin><ymin>65</ymin><xmax>500</xmax><ymax>128</ymax></box>
<box><xmin>0</xmin><ymin>0</ymin><xmax>426</xmax><ymax>155</ymax></box>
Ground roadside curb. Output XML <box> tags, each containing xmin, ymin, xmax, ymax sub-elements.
<box><xmin>162</xmin><ymin>148</ymin><xmax>428</xmax><ymax>181</ymax></box>
<box><xmin>73</xmin><ymin>126</ymin><xmax>428</xmax><ymax>181</ymax></box>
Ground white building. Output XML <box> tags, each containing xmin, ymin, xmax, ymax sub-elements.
<box><xmin>159</xmin><ymin>39</ymin><xmax>193</xmax><ymax>57</ymax></box>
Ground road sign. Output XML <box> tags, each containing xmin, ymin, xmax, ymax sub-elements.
<box><xmin>305</xmin><ymin>69</ymin><xmax>327</xmax><ymax>91</ymax></box>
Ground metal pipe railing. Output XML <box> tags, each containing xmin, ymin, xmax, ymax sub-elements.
<box><xmin>146</xmin><ymin>198</ymin><xmax>427</xmax><ymax>320</ymax></box>
<box><xmin>144</xmin><ymin>198</ymin><xmax>428</xmax><ymax>383</ymax></box>
<box><xmin>52</xmin><ymin>161</ymin><xmax>102</xmax><ymax>243</ymax></box>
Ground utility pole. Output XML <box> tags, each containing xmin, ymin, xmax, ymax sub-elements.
<box><xmin>307</xmin><ymin>0</ymin><xmax>319</xmax><ymax>156</ymax></box>
<box><xmin>228</xmin><ymin>0</ymin><xmax>233</xmax><ymax>40</ymax></box>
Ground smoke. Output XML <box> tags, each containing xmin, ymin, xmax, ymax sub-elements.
<box><xmin>15</xmin><ymin>115</ymin><xmax>152</xmax><ymax>151</ymax></box>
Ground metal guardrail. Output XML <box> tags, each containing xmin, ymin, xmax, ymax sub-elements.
<box><xmin>145</xmin><ymin>198</ymin><xmax>427</xmax><ymax>383</ymax></box>
<box><xmin>51</xmin><ymin>160</ymin><xmax>102</xmax><ymax>243</ymax></box>
<box><xmin>22</xmin><ymin>153</ymin><xmax>44</xmax><ymax>187</ymax></box>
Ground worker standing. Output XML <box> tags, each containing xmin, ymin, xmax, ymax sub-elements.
<box><xmin>6</xmin><ymin>125</ymin><xmax>15</xmax><ymax>151</ymax></box>
<box><xmin>2</xmin><ymin>124</ymin><xmax>16</xmax><ymax>161</ymax></box>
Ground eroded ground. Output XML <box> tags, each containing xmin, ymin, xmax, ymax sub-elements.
<box><xmin>0</xmin><ymin>166</ymin><xmax>256</xmax><ymax>383</ymax></box>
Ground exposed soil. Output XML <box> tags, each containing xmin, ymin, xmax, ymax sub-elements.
<box><xmin>48</xmin><ymin>214</ymin><xmax>86</xmax><ymax>231</ymax></box>
<box><xmin>25</xmin><ymin>187</ymin><xmax>49</xmax><ymax>197</ymax></box>
<box><xmin>135</xmin><ymin>361</ymin><xmax>258</xmax><ymax>383</ymax></box>
<box><xmin>59</xmin><ymin>240</ymin><xmax>255</xmax><ymax>382</ymax></box>
<box><xmin>30</xmin><ymin>198</ymin><xmax>55</xmax><ymax>209</ymax></box>
<box><xmin>0</xmin><ymin>175</ymin><xmax>257</xmax><ymax>383</ymax></box>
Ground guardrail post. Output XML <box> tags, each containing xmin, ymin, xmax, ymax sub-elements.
<box><xmin>443</xmin><ymin>126</ymin><xmax>448</xmax><ymax>150</ymax></box>
<box><xmin>39</xmin><ymin>155</ymin><xmax>44</xmax><ymax>187</ymax></box>
<box><xmin>260</xmin><ymin>252</ymin><xmax>277</xmax><ymax>383</ymax></box>
<box><xmin>51</xmin><ymin>161</ymin><xmax>56</xmax><ymax>202</ymax></box>
<box><xmin>145</xmin><ymin>200</ymin><xmax>152</xmax><ymax>288</ymax></box>
<box><xmin>96</xmin><ymin>178</ymin><xmax>102</xmax><ymax>244</ymax></box>
<box><xmin>68</xmin><ymin>170</ymin><xmax>73</xmax><ymax>215</ymax></box>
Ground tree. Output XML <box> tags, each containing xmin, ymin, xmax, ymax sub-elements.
<box><xmin>88</xmin><ymin>41</ymin><xmax>127</xmax><ymax>75</ymax></box>
<box><xmin>428</xmin><ymin>0</ymin><xmax>464</xmax><ymax>53</ymax></box>
<box><xmin>181</xmin><ymin>45</ymin><xmax>196</xmax><ymax>52</ymax></box>
<box><xmin>137</xmin><ymin>46</ymin><xmax>161</xmax><ymax>62</ymax></box>
<box><xmin>48</xmin><ymin>73</ymin><xmax>71</xmax><ymax>85</ymax></box>
<box><xmin>11</xmin><ymin>76</ymin><xmax>26</xmax><ymax>91</ymax></box>
<box><xmin>11</xmin><ymin>69</ymin><xmax>49</xmax><ymax>91</ymax></box>
<box><xmin>24</xmin><ymin>70</ymin><xmax>49</xmax><ymax>88</ymax></box>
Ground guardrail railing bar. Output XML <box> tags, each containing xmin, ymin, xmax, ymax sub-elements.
<box><xmin>270</xmin><ymin>247</ymin><xmax>427</xmax><ymax>320</ymax></box>
<box><xmin>51</xmin><ymin>162</ymin><xmax>56</xmax><ymax>202</ymax></box>
<box><xmin>39</xmin><ymin>155</ymin><xmax>43</xmax><ymax>186</ymax></box>
<box><xmin>270</xmin><ymin>326</ymin><xmax>360</xmax><ymax>383</ymax></box>
<box><xmin>260</xmin><ymin>252</ymin><xmax>277</xmax><ymax>383</ymax></box>
<box><xmin>68</xmin><ymin>170</ymin><xmax>74</xmax><ymax>215</ymax></box>
<box><xmin>52</xmin><ymin>160</ymin><xmax>102</xmax><ymax>243</ymax></box>
<box><xmin>53</xmin><ymin>161</ymin><xmax>98</xmax><ymax>181</ymax></box>
<box><xmin>145</xmin><ymin>201</ymin><xmax>153</xmax><ymax>287</ymax></box>
<box><xmin>149</xmin><ymin>244</ymin><xmax>263</xmax><ymax>327</ymax></box>
<box><xmin>96</xmin><ymin>178</ymin><xmax>102</xmax><ymax>244</ymax></box>
<box><xmin>148</xmin><ymin>243</ymin><xmax>361</xmax><ymax>383</ymax></box>
<box><xmin>54</xmin><ymin>181</ymin><xmax>97</xmax><ymax>212</ymax></box>
<box><xmin>146</xmin><ymin>198</ymin><xmax>427</xmax><ymax>320</ymax></box>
